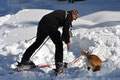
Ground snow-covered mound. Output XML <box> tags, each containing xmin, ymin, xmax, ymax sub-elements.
<box><xmin>0</xmin><ymin>9</ymin><xmax>120</xmax><ymax>80</ymax></box>
<box><xmin>82</xmin><ymin>11</ymin><xmax>120</xmax><ymax>23</ymax></box>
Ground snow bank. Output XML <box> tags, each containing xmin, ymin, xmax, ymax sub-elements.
<box><xmin>81</xmin><ymin>11</ymin><xmax>120</xmax><ymax>24</ymax></box>
<box><xmin>0</xmin><ymin>15</ymin><xmax>11</xmax><ymax>27</ymax></box>
<box><xmin>0</xmin><ymin>9</ymin><xmax>120</xmax><ymax>80</ymax></box>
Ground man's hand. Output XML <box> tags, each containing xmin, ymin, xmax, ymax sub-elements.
<box><xmin>67</xmin><ymin>43</ymin><xmax>71</xmax><ymax>50</ymax></box>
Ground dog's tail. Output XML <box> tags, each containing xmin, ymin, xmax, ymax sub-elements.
<box><xmin>81</xmin><ymin>49</ymin><xmax>90</xmax><ymax>58</ymax></box>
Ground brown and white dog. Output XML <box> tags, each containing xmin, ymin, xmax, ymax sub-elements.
<box><xmin>81</xmin><ymin>49</ymin><xmax>103</xmax><ymax>72</ymax></box>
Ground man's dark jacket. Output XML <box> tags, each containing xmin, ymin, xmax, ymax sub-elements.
<box><xmin>38</xmin><ymin>10</ymin><xmax>73</xmax><ymax>44</ymax></box>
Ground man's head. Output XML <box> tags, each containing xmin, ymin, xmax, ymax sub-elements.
<box><xmin>71</xmin><ymin>9</ymin><xmax>80</xmax><ymax>20</ymax></box>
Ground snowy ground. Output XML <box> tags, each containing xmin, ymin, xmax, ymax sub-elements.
<box><xmin>0</xmin><ymin>0</ymin><xmax>120</xmax><ymax>80</ymax></box>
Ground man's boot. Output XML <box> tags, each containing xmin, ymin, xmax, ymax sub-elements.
<box><xmin>17</xmin><ymin>58</ymin><xmax>35</xmax><ymax>67</ymax></box>
<box><xmin>55</xmin><ymin>62</ymin><xmax>63</xmax><ymax>73</ymax></box>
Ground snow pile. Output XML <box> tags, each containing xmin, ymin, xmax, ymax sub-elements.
<box><xmin>81</xmin><ymin>11</ymin><xmax>120</xmax><ymax>23</ymax></box>
<box><xmin>0</xmin><ymin>15</ymin><xmax>11</xmax><ymax>27</ymax></box>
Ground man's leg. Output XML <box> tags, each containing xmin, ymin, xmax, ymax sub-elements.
<box><xmin>49</xmin><ymin>31</ymin><xmax>63</xmax><ymax>70</ymax></box>
<box><xmin>21</xmin><ymin>30</ymin><xmax>48</xmax><ymax>63</ymax></box>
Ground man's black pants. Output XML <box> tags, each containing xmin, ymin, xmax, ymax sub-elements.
<box><xmin>22</xmin><ymin>27</ymin><xmax>63</xmax><ymax>64</ymax></box>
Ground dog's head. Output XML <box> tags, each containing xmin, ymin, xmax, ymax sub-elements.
<box><xmin>92</xmin><ymin>65</ymin><xmax>101</xmax><ymax>72</ymax></box>
<box><xmin>81</xmin><ymin>49</ymin><xmax>87</xmax><ymax>54</ymax></box>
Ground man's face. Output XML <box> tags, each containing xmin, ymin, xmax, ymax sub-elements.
<box><xmin>72</xmin><ymin>13</ymin><xmax>77</xmax><ymax>20</ymax></box>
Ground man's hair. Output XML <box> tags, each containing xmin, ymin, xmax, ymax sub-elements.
<box><xmin>71</xmin><ymin>9</ymin><xmax>80</xmax><ymax>17</ymax></box>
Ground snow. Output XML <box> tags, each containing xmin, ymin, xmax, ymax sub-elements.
<box><xmin>0</xmin><ymin>0</ymin><xmax>120</xmax><ymax>80</ymax></box>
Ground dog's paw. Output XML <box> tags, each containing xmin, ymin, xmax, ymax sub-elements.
<box><xmin>87</xmin><ymin>67</ymin><xmax>90</xmax><ymax>70</ymax></box>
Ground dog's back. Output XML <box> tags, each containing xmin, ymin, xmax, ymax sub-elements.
<box><xmin>81</xmin><ymin>49</ymin><xmax>102</xmax><ymax>72</ymax></box>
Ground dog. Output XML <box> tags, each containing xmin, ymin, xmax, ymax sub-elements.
<box><xmin>81</xmin><ymin>49</ymin><xmax>103</xmax><ymax>72</ymax></box>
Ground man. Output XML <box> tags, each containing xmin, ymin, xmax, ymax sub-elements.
<box><xmin>68</xmin><ymin>0</ymin><xmax>86</xmax><ymax>3</ymax></box>
<box><xmin>20</xmin><ymin>9</ymin><xmax>80</xmax><ymax>72</ymax></box>
<box><xmin>68</xmin><ymin>0</ymin><xmax>74</xmax><ymax>3</ymax></box>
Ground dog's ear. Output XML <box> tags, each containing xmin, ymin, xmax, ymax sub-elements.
<box><xmin>81</xmin><ymin>49</ymin><xmax>87</xmax><ymax>53</ymax></box>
